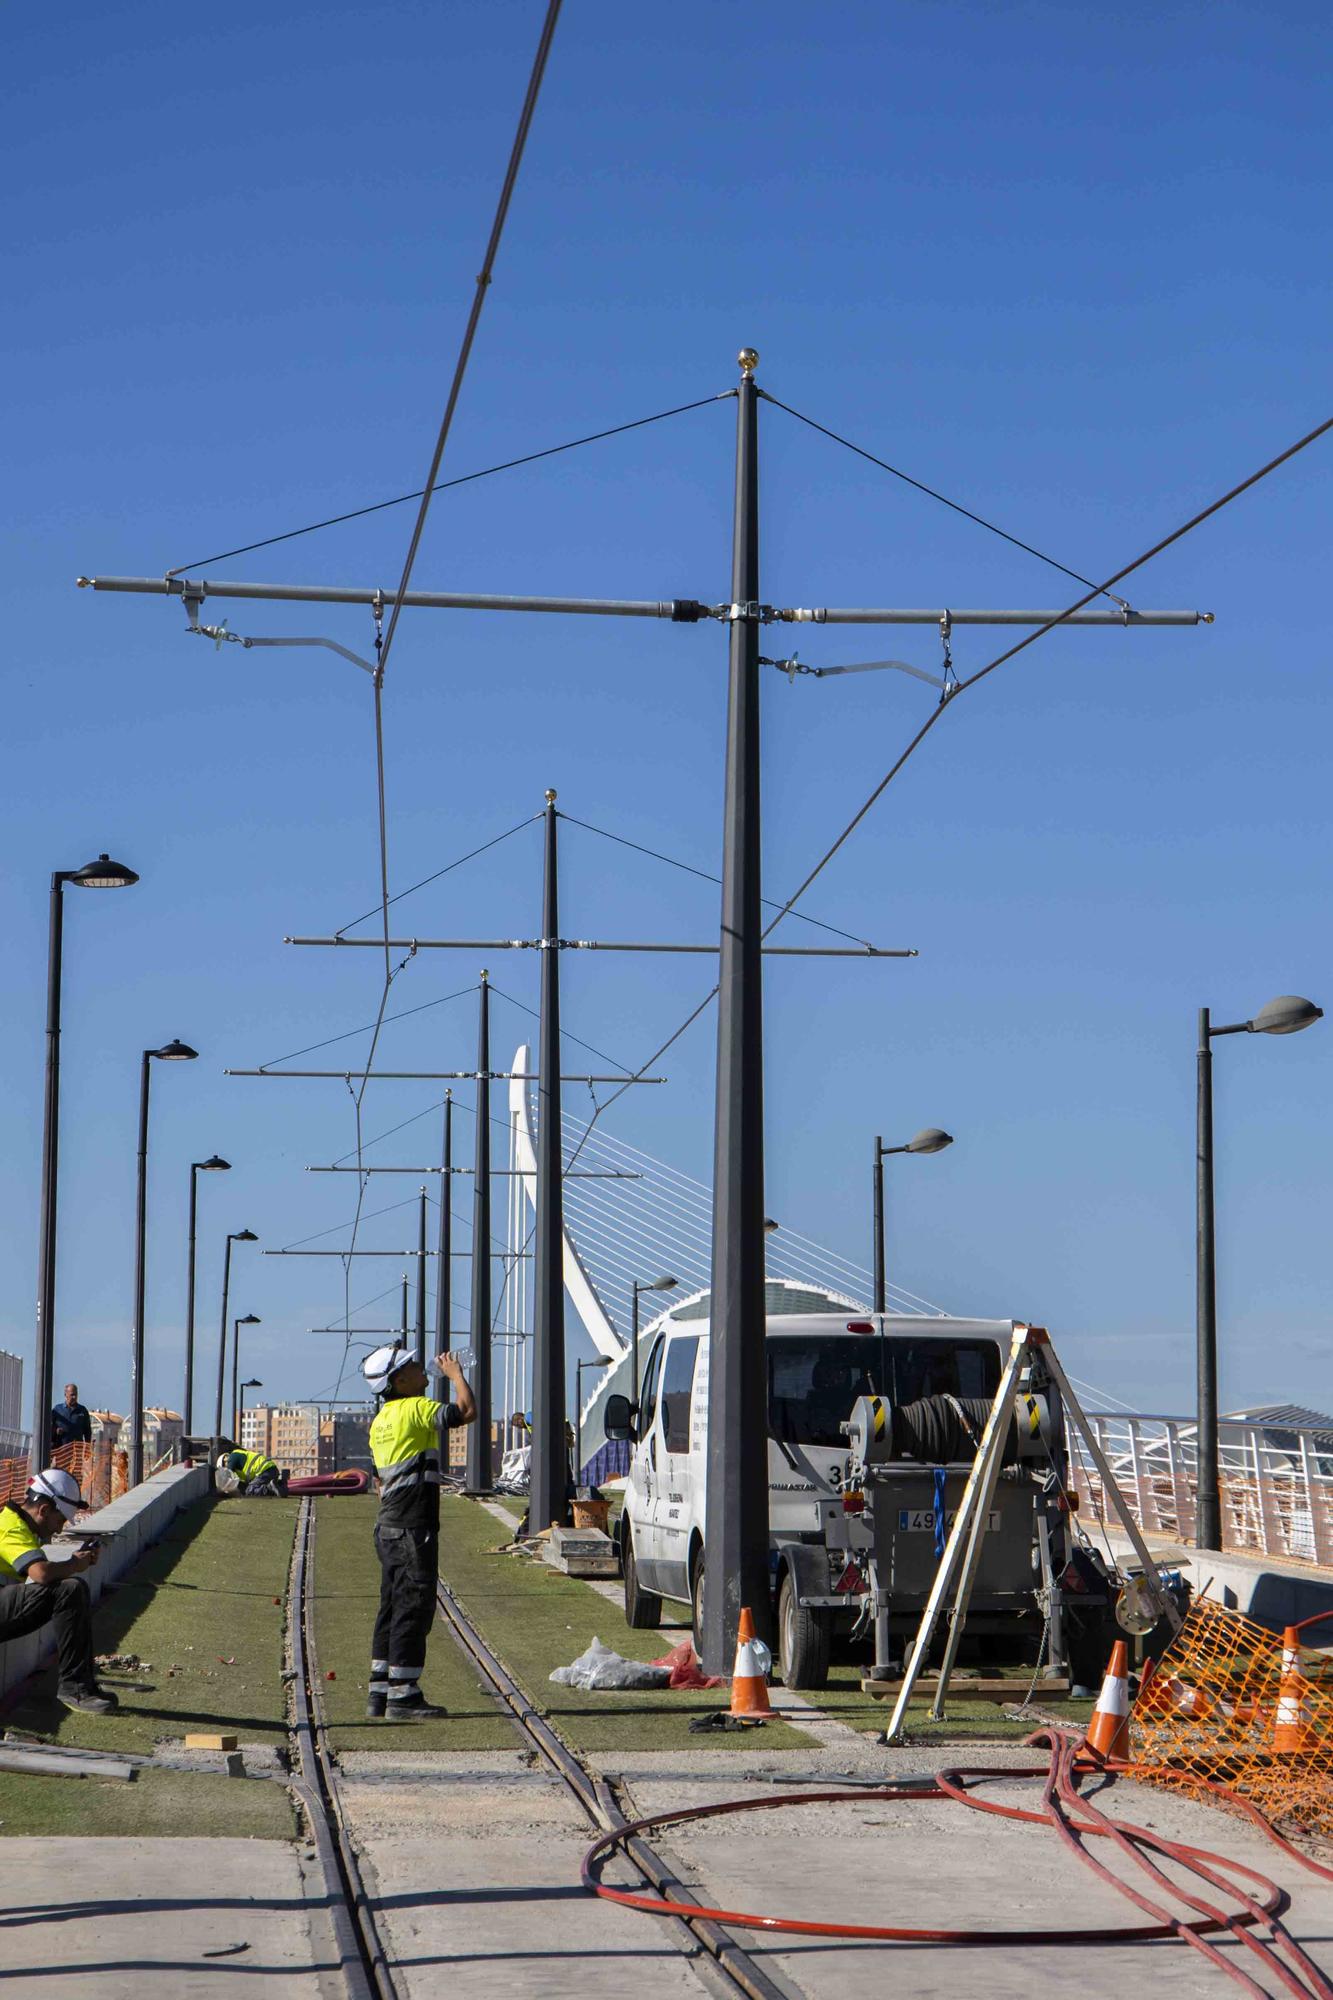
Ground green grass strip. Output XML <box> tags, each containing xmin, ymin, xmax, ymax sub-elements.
<box><xmin>1</xmin><ymin>1492</ymin><xmax>298</xmax><ymax>1836</ymax></box>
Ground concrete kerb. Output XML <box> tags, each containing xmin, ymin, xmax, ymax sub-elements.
<box><xmin>0</xmin><ymin>1462</ymin><xmax>209</xmax><ymax>1701</ymax></box>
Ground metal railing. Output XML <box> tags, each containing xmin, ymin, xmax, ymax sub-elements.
<box><xmin>1067</xmin><ymin>1412</ymin><xmax>1333</xmax><ymax>1568</ymax></box>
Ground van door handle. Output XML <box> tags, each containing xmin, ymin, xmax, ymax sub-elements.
<box><xmin>649</xmin><ymin>1436</ymin><xmax>657</xmax><ymax>1470</ymax></box>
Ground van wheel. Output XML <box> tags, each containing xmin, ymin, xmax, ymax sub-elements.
<box><xmin>778</xmin><ymin>1571</ymin><xmax>831</xmax><ymax>1690</ymax></box>
<box><xmin>623</xmin><ymin>1531</ymin><xmax>662</xmax><ymax>1630</ymax></box>
<box><xmin>690</xmin><ymin>1550</ymin><xmax>706</xmax><ymax>1658</ymax></box>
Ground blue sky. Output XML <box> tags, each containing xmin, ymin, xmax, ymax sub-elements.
<box><xmin>3</xmin><ymin>0</ymin><xmax>1329</xmax><ymax>1429</ymax></box>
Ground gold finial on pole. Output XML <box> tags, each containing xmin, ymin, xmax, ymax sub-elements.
<box><xmin>545</xmin><ymin>788</ymin><xmax>557</xmax><ymax>804</ymax></box>
<box><xmin>738</xmin><ymin>347</ymin><xmax>759</xmax><ymax>378</ymax></box>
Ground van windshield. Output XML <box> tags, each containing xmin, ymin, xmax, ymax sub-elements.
<box><xmin>766</xmin><ymin>1334</ymin><xmax>1004</xmax><ymax>1448</ymax></box>
<box><xmin>768</xmin><ymin>1338</ymin><xmax>883</xmax><ymax>1447</ymax></box>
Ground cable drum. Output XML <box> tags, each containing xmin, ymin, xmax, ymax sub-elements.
<box><xmin>846</xmin><ymin>1390</ymin><xmax>1055</xmax><ymax>1468</ymax></box>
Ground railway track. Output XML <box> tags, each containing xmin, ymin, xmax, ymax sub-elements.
<box><xmin>288</xmin><ymin>1494</ymin><xmax>795</xmax><ymax>2000</ymax></box>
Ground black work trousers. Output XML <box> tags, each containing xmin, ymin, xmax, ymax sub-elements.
<box><xmin>371</xmin><ymin>1523</ymin><xmax>437</xmax><ymax>1673</ymax></box>
<box><xmin>0</xmin><ymin>1574</ymin><xmax>97</xmax><ymax>1692</ymax></box>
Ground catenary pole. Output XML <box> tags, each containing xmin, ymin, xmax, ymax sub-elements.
<box><xmin>702</xmin><ymin>349</ymin><xmax>770</xmax><ymax>1676</ymax></box>
<box><xmin>432</xmin><ymin>1094</ymin><xmax>453</xmax><ymax>1400</ymax></box>
<box><xmin>530</xmin><ymin>791</ymin><xmax>567</xmax><ymax>1534</ymax></box>
<box><xmin>415</xmin><ymin>1185</ymin><xmax>428</xmax><ymax>1366</ymax></box>
<box><xmin>872</xmin><ymin>1137</ymin><xmax>886</xmax><ymax>1315</ymax></box>
<box><xmin>1195</xmin><ymin>1007</ymin><xmax>1220</xmax><ymax>1551</ymax></box>
<box><xmin>465</xmin><ymin>975</ymin><xmax>493</xmax><ymax>1489</ymax></box>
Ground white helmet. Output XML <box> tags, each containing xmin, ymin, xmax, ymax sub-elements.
<box><xmin>362</xmin><ymin>1343</ymin><xmax>416</xmax><ymax>1395</ymax></box>
<box><xmin>216</xmin><ymin>1451</ymin><xmax>234</xmax><ymax>1471</ymax></box>
<box><xmin>29</xmin><ymin>1467</ymin><xmax>84</xmax><ymax>1522</ymax></box>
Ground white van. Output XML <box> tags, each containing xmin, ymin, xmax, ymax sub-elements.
<box><xmin>605</xmin><ymin>1288</ymin><xmax>1084</xmax><ymax>1687</ymax></box>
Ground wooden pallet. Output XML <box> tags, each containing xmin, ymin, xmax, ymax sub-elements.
<box><xmin>861</xmin><ymin>1673</ymin><xmax>1071</xmax><ymax>1701</ymax></box>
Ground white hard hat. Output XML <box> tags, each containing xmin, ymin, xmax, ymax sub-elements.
<box><xmin>362</xmin><ymin>1343</ymin><xmax>416</xmax><ymax>1395</ymax></box>
<box><xmin>216</xmin><ymin>1451</ymin><xmax>234</xmax><ymax>1470</ymax></box>
<box><xmin>29</xmin><ymin>1467</ymin><xmax>84</xmax><ymax>1522</ymax></box>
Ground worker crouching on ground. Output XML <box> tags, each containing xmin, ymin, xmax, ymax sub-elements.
<box><xmin>217</xmin><ymin>1445</ymin><xmax>286</xmax><ymax>1496</ymax></box>
<box><xmin>363</xmin><ymin>1344</ymin><xmax>475</xmax><ymax>1720</ymax></box>
<box><xmin>0</xmin><ymin>1468</ymin><xmax>119</xmax><ymax>1714</ymax></box>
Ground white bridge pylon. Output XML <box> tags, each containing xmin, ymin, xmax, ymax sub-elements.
<box><xmin>508</xmin><ymin>1043</ymin><xmax>628</xmax><ymax>1367</ymax></box>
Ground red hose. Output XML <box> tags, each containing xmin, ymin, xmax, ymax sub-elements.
<box><xmin>582</xmin><ymin>1730</ymin><xmax>1332</xmax><ymax>1993</ymax></box>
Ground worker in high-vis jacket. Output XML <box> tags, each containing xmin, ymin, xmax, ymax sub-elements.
<box><xmin>363</xmin><ymin>1344</ymin><xmax>475</xmax><ymax>1719</ymax></box>
<box><xmin>217</xmin><ymin>1447</ymin><xmax>285</xmax><ymax>1496</ymax></box>
<box><xmin>0</xmin><ymin>1468</ymin><xmax>118</xmax><ymax>1714</ymax></box>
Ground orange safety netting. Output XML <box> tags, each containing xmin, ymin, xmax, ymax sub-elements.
<box><xmin>0</xmin><ymin>1439</ymin><xmax>125</xmax><ymax>1512</ymax></box>
<box><xmin>1130</xmin><ymin>1596</ymin><xmax>1333</xmax><ymax>1846</ymax></box>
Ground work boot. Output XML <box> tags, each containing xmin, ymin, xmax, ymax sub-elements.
<box><xmin>58</xmin><ymin>1684</ymin><xmax>119</xmax><ymax>1715</ymax></box>
<box><xmin>365</xmin><ymin>1691</ymin><xmax>387</xmax><ymax>1719</ymax></box>
<box><xmin>385</xmin><ymin>1692</ymin><xmax>448</xmax><ymax>1722</ymax></box>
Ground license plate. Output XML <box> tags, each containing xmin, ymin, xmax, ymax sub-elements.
<box><xmin>897</xmin><ymin>1509</ymin><xmax>999</xmax><ymax>1533</ymax></box>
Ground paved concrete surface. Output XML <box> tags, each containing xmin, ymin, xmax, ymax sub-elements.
<box><xmin>341</xmin><ymin>1751</ymin><xmax>711</xmax><ymax>1998</ymax></box>
<box><xmin>614</xmin><ymin>1743</ymin><xmax>1333</xmax><ymax>1998</ymax></box>
<box><xmin>0</xmin><ymin>1836</ymin><xmax>333</xmax><ymax>1996</ymax></box>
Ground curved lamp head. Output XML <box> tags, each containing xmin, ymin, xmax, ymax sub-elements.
<box><xmin>197</xmin><ymin>1155</ymin><xmax>231</xmax><ymax>1172</ymax></box>
<box><xmin>649</xmin><ymin>1275</ymin><xmax>678</xmax><ymax>1291</ymax></box>
<box><xmin>238</xmin><ymin>1313</ymin><xmax>262</xmax><ymax>1326</ymax></box>
<box><xmin>69</xmin><ymin>853</ymin><xmax>138</xmax><ymax>889</ymax></box>
<box><xmin>152</xmin><ymin>1040</ymin><xmax>198</xmax><ymax>1062</ymax></box>
<box><xmin>906</xmin><ymin>1127</ymin><xmax>954</xmax><ymax>1155</ymax></box>
<box><xmin>1250</xmin><ymin>995</ymin><xmax>1323</xmax><ymax>1037</ymax></box>
<box><xmin>241</xmin><ymin>1377</ymin><xmax>262</xmax><ymax>1388</ymax></box>
<box><xmin>232</xmin><ymin>1229</ymin><xmax>258</xmax><ymax>1244</ymax></box>
<box><xmin>763</xmin><ymin>1217</ymin><xmax>780</xmax><ymax>1234</ymax></box>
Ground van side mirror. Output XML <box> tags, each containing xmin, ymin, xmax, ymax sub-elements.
<box><xmin>604</xmin><ymin>1392</ymin><xmax>636</xmax><ymax>1442</ymax></box>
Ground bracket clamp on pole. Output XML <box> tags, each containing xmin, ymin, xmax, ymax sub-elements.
<box><xmin>721</xmin><ymin>601</ymin><xmax>775</xmax><ymax>624</ymax></box>
<box><xmin>181</xmin><ymin>579</ymin><xmax>207</xmax><ymax>630</ymax></box>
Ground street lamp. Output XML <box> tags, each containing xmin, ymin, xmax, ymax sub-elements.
<box><xmin>32</xmin><ymin>852</ymin><xmax>138</xmax><ymax>1470</ymax></box>
<box><xmin>232</xmin><ymin>1316</ymin><xmax>261</xmax><ymax>1438</ymax></box>
<box><xmin>238</xmin><ymin>1377</ymin><xmax>262</xmax><ymax>1432</ymax></box>
<box><xmin>575</xmin><ymin>1355</ymin><xmax>614</xmax><ymax>1491</ymax></box>
<box><xmin>872</xmin><ymin>1129</ymin><xmax>953</xmax><ymax>1314</ymax></box>
<box><xmin>1195</xmin><ymin>994</ymin><xmax>1322</xmax><ymax>1551</ymax></box>
<box><xmin>214</xmin><ymin>1229</ymin><xmax>258</xmax><ymax>1436</ymax></box>
<box><xmin>630</xmin><ymin>1276</ymin><xmax>678</xmax><ymax>1414</ymax></box>
<box><xmin>184</xmin><ymin>1156</ymin><xmax>230</xmax><ymax>1435</ymax></box>
<box><xmin>130</xmin><ymin>1040</ymin><xmax>197</xmax><ymax>1485</ymax></box>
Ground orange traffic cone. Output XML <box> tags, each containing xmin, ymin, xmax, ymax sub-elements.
<box><xmin>1084</xmin><ymin>1640</ymin><xmax>1131</xmax><ymax>1761</ymax></box>
<box><xmin>729</xmin><ymin>1606</ymin><xmax>773</xmax><ymax>1719</ymax></box>
<box><xmin>1273</xmin><ymin>1627</ymin><xmax>1317</xmax><ymax>1755</ymax></box>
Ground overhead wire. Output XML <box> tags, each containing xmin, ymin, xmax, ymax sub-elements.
<box><xmin>760</xmin><ymin>390</ymin><xmax>1132</xmax><ymax>608</ymax></box>
<box><xmin>328</xmin><ymin>0</ymin><xmax>564</xmax><ymax>1395</ymax></box>
<box><xmin>165</xmin><ymin>393</ymin><xmax>729</xmax><ymax>577</ymax></box>
<box><xmin>334</xmin><ymin>814</ymin><xmax>541</xmax><ymax>939</ymax></box>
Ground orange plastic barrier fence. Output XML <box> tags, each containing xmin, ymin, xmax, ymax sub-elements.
<box><xmin>1131</xmin><ymin>1596</ymin><xmax>1332</xmax><ymax>1846</ymax></box>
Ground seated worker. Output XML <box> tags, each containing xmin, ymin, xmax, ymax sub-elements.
<box><xmin>217</xmin><ymin>1446</ymin><xmax>285</xmax><ymax>1496</ymax></box>
<box><xmin>0</xmin><ymin>1468</ymin><xmax>118</xmax><ymax>1714</ymax></box>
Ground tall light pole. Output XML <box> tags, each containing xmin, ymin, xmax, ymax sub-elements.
<box><xmin>184</xmin><ymin>1155</ymin><xmax>230</xmax><ymax>1434</ymax></box>
<box><xmin>214</xmin><ymin>1229</ymin><xmax>257</xmax><ymax>1436</ymax></box>
<box><xmin>232</xmin><ymin>1315</ymin><xmax>261</xmax><ymax>1438</ymax></box>
<box><xmin>1195</xmin><ymin>994</ymin><xmax>1321</xmax><ymax>1551</ymax></box>
<box><xmin>630</xmin><ymin>1275</ymin><xmax>678</xmax><ymax>1414</ymax></box>
<box><xmin>238</xmin><ymin>1377</ymin><xmax>262</xmax><ymax>1432</ymax></box>
<box><xmin>130</xmin><ymin>1040</ymin><xmax>197</xmax><ymax>1485</ymax></box>
<box><xmin>414</xmin><ymin>1186</ymin><xmax>428</xmax><ymax>1366</ymax></box>
<box><xmin>872</xmin><ymin>1128</ymin><xmax>954</xmax><ymax>1313</ymax></box>
<box><xmin>32</xmin><ymin>852</ymin><xmax>138</xmax><ymax>1471</ymax></box>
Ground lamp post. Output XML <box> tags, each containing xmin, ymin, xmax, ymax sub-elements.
<box><xmin>872</xmin><ymin>1129</ymin><xmax>953</xmax><ymax>1314</ymax></box>
<box><xmin>1195</xmin><ymin>994</ymin><xmax>1321</xmax><ymax>1551</ymax></box>
<box><xmin>575</xmin><ymin>1356</ymin><xmax>613</xmax><ymax>1491</ymax></box>
<box><xmin>184</xmin><ymin>1156</ymin><xmax>230</xmax><ymax>1435</ymax></box>
<box><xmin>232</xmin><ymin>1315</ymin><xmax>261</xmax><ymax>1438</ymax></box>
<box><xmin>238</xmin><ymin>1377</ymin><xmax>262</xmax><ymax>1433</ymax></box>
<box><xmin>130</xmin><ymin>1040</ymin><xmax>197</xmax><ymax>1485</ymax></box>
<box><xmin>32</xmin><ymin>852</ymin><xmax>138</xmax><ymax>1470</ymax></box>
<box><xmin>214</xmin><ymin>1229</ymin><xmax>258</xmax><ymax>1436</ymax></box>
<box><xmin>630</xmin><ymin>1276</ymin><xmax>678</xmax><ymax>1414</ymax></box>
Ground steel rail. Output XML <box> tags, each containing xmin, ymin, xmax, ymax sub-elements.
<box><xmin>431</xmin><ymin>1570</ymin><xmax>793</xmax><ymax>2000</ymax></box>
<box><xmin>289</xmin><ymin>1497</ymin><xmax>399</xmax><ymax>1999</ymax></box>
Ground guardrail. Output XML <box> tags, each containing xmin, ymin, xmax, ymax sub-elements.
<box><xmin>1067</xmin><ymin>1412</ymin><xmax>1333</xmax><ymax>1568</ymax></box>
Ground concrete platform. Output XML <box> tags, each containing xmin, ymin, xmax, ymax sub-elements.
<box><xmin>0</xmin><ymin>1836</ymin><xmax>332</xmax><ymax>1996</ymax></box>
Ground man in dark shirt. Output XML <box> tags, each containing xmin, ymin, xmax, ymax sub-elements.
<box><xmin>50</xmin><ymin>1383</ymin><xmax>92</xmax><ymax>1453</ymax></box>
